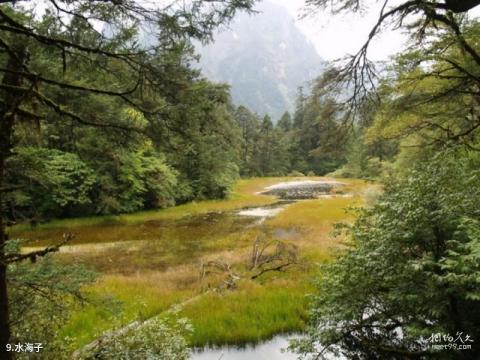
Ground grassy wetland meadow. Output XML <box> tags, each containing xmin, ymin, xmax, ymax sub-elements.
<box><xmin>3</xmin><ymin>0</ymin><xmax>480</xmax><ymax>359</ymax></box>
<box><xmin>13</xmin><ymin>177</ymin><xmax>372</xmax><ymax>352</ymax></box>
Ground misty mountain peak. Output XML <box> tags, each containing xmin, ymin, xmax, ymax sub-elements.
<box><xmin>196</xmin><ymin>1</ymin><xmax>325</xmax><ymax>121</ymax></box>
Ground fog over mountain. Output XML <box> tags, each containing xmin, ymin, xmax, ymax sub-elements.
<box><xmin>195</xmin><ymin>1</ymin><xmax>326</xmax><ymax>121</ymax></box>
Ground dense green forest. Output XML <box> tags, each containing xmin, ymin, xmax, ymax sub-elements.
<box><xmin>5</xmin><ymin>65</ymin><xmax>353</xmax><ymax>222</ymax></box>
<box><xmin>1</xmin><ymin>0</ymin><xmax>480</xmax><ymax>359</ymax></box>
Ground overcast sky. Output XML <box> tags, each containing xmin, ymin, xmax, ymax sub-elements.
<box><xmin>268</xmin><ymin>0</ymin><xmax>480</xmax><ymax>61</ymax></box>
<box><xmin>27</xmin><ymin>0</ymin><xmax>480</xmax><ymax>61</ymax></box>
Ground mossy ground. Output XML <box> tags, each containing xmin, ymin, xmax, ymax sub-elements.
<box><xmin>12</xmin><ymin>177</ymin><xmax>374</xmax><ymax>351</ymax></box>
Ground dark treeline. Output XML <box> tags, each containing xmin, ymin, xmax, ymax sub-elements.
<box><xmin>8</xmin><ymin>49</ymin><xmax>358</xmax><ymax>222</ymax></box>
<box><xmin>8</xmin><ymin>55</ymin><xmax>402</xmax><ymax>223</ymax></box>
<box><xmin>3</xmin><ymin>4</ymin><xmax>398</xmax><ymax>225</ymax></box>
<box><xmin>234</xmin><ymin>81</ymin><xmax>347</xmax><ymax>178</ymax></box>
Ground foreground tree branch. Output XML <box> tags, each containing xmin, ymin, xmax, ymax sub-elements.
<box><xmin>304</xmin><ymin>0</ymin><xmax>480</xmax><ymax>114</ymax></box>
<box><xmin>3</xmin><ymin>233</ymin><xmax>73</xmax><ymax>265</ymax></box>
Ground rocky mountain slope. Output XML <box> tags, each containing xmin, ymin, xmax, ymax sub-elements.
<box><xmin>195</xmin><ymin>1</ymin><xmax>325</xmax><ymax>120</ymax></box>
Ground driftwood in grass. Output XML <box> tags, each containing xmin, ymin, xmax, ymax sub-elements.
<box><xmin>200</xmin><ymin>260</ymin><xmax>241</xmax><ymax>290</ymax></box>
<box><xmin>249</xmin><ymin>235</ymin><xmax>298</xmax><ymax>279</ymax></box>
<box><xmin>200</xmin><ymin>235</ymin><xmax>298</xmax><ymax>290</ymax></box>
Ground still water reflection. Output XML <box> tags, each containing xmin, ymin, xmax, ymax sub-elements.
<box><xmin>190</xmin><ymin>335</ymin><xmax>299</xmax><ymax>360</ymax></box>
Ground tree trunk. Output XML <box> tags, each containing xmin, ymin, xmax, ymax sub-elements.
<box><xmin>0</xmin><ymin>44</ymin><xmax>28</xmax><ymax>359</ymax></box>
<box><xmin>0</xmin><ymin>84</ymin><xmax>13</xmax><ymax>360</ymax></box>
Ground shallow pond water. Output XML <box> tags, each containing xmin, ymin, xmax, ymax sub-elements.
<box><xmin>20</xmin><ymin>212</ymin><xmax>260</xmax><ymax>273</ymax></box>
<box><xmin>18</xmin><ymin>180</ymin><xmax>352</xmax><ymax>274</ymax></box>
<box><xmin>190</xmin><ymin>334</ymin><xmax>343</xmax><ymax>360</ymax></box>
<box><xmin>237</xmin><ymin>207</ymin><xmax>285</xmax><ymax>218</ymax></box>
<box><xmin>21</xmin><ymin>212</ymin><xmax>256</xmax><ymax>246</ymax></box>
<box><xmin>190</xmin><ymin>335</ymin><xmax>299</xmax><ymax>360</ymax></box>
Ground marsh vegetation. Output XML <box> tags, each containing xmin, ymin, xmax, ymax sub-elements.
<box><xmin>12</xmin><ymin>177</ymin><xmax>371</xmax><ymax>354</ymax></box>
<box><xmin>2</xmin><ymin>0</ymin><xmax>480</xmax><ymax>359</ymax></box>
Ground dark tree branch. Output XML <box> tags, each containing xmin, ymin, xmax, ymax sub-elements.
<box><xmin>304</xmin><ymin>0</ymin><xmax>480</xmax><ymax>116</ymax></box>
<box><xmin>0</xmin><ymin>67</ymin><xmax>151</xmax><ymax>113</ymax></box>
<box><xmin>250</xmin><ymin>262</ymin><xmax>296</xmax><ymax>280</ymax></box>
<box><xmin>3</xmin><ymin>233</ymin><xmax>73</xmax><ymax>265</ymax></box>
<box><xmin>0</xmin><ymin>83</ymin><xmax>142</xmax><ymax>132</ymax></box>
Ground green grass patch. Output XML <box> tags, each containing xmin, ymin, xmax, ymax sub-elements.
<box><xmin>62</xmin><ymin>275</ymin><xmax>194</xmax><ymax>349</ymax></box>
<box><xmin>183</xmin><ymin>279</ymin><xmax>312</xmax><ymax>347</ymax></box>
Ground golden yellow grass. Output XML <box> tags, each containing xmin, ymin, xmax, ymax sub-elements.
<box><xmin>14</xmin><ymin>177</ymin><xmax>372</xmax><ymax>350</ymax></box>
<box><xmin>266</xmin><ymin>178</ymin><xmax>371</xmax><ymax>247</ymax></box>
